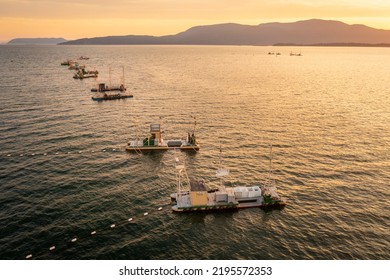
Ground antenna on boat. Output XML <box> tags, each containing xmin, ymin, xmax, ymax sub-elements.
<box><xmin>159</xmin><ymin>116</ymin><xmax>164</xmax><ymax>134</ymax></box>
<box><xmin>269</xmin><ymin>144</ymin><xmax>273</xmax><ymax>174</ymax></box>
<box><xmin>190</xmin><ymin>115</ymin><xmax>197</xmax><ymax>135</ymax></box>
<box><xmin>109</xmin><ymin>67</ymin><xmax>112</xmax><ymax>90</ymax></box>
<box><xmin>216</xmin><ymin>144</ymin><xmax>229</xmax><ymax>190</ymax></box>
<box><xmin>122</xmin><ymin>65</ymin><xmax>125</xmax><ymax>87</ymax></box>
<box><xmin>219</xmin><ymin>144</ymin><xmax>222</xmax><ymax>169</ymax></box>
<box><xmin>218</xmin><ymin>145</ymin><xmax>223</xmax><ymax>189</ymax></box>
<box><xmin>266</xmin><ymin>144</ymin><xmax>274</xmax><ymax>187</ymax></box>
<box><xmin>175</xmin><ymin>156</ymin><xmax>190</xmax><ymax>207</ymax></box>
<box><xmin>176</xmin><ymin>157</ymin><xmax>184</xmax><ymax>191</ymax></box>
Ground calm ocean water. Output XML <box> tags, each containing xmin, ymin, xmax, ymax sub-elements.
<box><xmin>0</xmin><ymin>45</ymin><xmax>389</xmax><ymax>260</ymax></box>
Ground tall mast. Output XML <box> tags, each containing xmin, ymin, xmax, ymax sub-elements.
<box><xmin>219</xmin><ymin>145</ymin><xmax>222</xmax><ymax>188</ymax></box>
<box><xmin>269</xmin><ymin>144</ymin><xmax>272</xmax><ymax>174</ymax></box>
<box><xmin>192</xmin><ymin>116</ymin><xmax>196</xmax><ymax>135</ymax></box>
<box><xmin>216</xmin><ymin>145</ymin><xmax>228</xmax><ymax>190</ymax></box>
<box><xmin>122</xmin><ymin>65</ymin><xmax>125</xmax><ymax>86</ymax></box>
<box><xmin>175</xmin><ymin>157</ymin><xmax>190</xmax><ymax>207</ymax></box>
<box><xmin>267</xmin><ymin>144</ymin><xmax>273</xmax><ymax>185</ymax></box>
<box><xmin>109</xmin><ymin>67</ymin><xmax>112</xmax><ymax>89</ymax></box>
<box><xmin>219</xmin><ymin>145</ymin><xmax>222</xmax><ymax>170</ymax></box>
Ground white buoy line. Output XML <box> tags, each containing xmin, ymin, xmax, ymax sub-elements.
<box><xmin>24</xmin><ymin>205</ymin><xmax>168</xmax><ymax>259</ymax></box>
<box><xmin>2</xmin><ymin>147</ymin><xmax>125</xmax><ymax>159</ymax></box>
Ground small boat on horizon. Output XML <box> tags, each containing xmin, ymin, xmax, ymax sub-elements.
<box><xmin>290</xmin><ymin>51</ymin><xmax>302</xmax><ymax>56</ymax></box>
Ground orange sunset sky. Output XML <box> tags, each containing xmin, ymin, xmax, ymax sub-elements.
<box><xmin>1</xmin><ymin>0</ymin><xmax>390</xmax><ymax>42</ymax></box>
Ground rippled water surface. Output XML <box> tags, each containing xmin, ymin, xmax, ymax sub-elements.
<box><xmin>0</xmin><ymin>45</ymin><xmax>389</xmax><ymax>260</ymax></box>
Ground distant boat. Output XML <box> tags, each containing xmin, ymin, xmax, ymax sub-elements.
<box><xmin>126</xmin><ymin>119</ymin><xmax>200</xmax><ymax>152</ymax></box>
<box><xmin>61</xmin><ymin>59</ymin><xmax>74</xmax><ymax>66</ymax></box>
<box><xmin>290</xmin><ymin>51</ymin><xmax>302</xmax><ymax>56</ymax></box>
<box><xmin>91</xmin><ymin>92</ymin><xmax>133</xmax><ymax>101</ymax></box>
<box><xmin>73</xmin><ymin>73</ymin><xmax>98</xmax><ymax>79</ymax></box>
<box><xmin>73</xmin><ymin>68</ymin><xmax>98</xmax><ymax>79</ymax></box>
<box><xmin>91</xmin><ymin>83</ymin><xmax>126</xmax><ymax>92</ymax></box>
<box><xmin>91</xmin><ymin>66</ymin><xmax>126</xmax><ymax>92</ymax></box>
<box><xmin>68</xmin><ymin>62</ymin><xmax>85</xmax><ymax>70</ymax></box>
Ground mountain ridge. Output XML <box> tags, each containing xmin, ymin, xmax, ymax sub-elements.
<box><xmin>59</xmin><ymin>19</ymin><xmax>390</xmax><ymax>46</ymax></box>
<box><xmin>8</xmin><ymin>38</ymin><xmax>67</xmax><ymax>45</ymax></box>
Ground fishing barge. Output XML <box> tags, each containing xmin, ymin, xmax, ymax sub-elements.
<box><xmin>61</xmin><ymin>59</ymin><xmax>74</xmax><ymax>66</ymax></box>
<box><xmin>91</xmin><ymin>92</ymin><xmax>133</xmax><ymax>101</ymax></box>
<box><xmin>91</xmin><ymin>83</ymin><xmax>126</xmax><ymax>92</ymax></box>
<box><xmin>126</xmin><ymin>122</ymin><xmax>200</xmax><ymax>152</ymax></box>
<box><xmin>91</xmin><ymin>67</ymin><xmax>126</xmax><ymax>92</ymax></box>
<box><xmin>171</xmin><ymin>150</ymin><xmax>286</xmax><ymax>212</ymax></box>
<box><xmin>73</xmin><ymin>69</ymin><xmax>98</xmax><ymax>79</ymax></box>
<box><xmin>171</xmin><ymin>182</ymin><xmax>286</xmax><ymax>212</ymax></box>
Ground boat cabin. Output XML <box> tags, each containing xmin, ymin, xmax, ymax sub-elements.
<box><xmin>98</xmin><ymin>83</ymin><xmax>107</xmax><ymax>92</ymax></box>
<box><xmin>189</xmin><ymin>181</ymin><xmax>208</xmax><ymax>206</ymax></box>
<box><xmin>233</xmin><ymin>186</ymin><xmax>261</xmax><ymax>201</ymax></box>
<box><xmin>143</xmin><ymin>124</ymin><xmax>163</xmax><ymax>146</ymax></box>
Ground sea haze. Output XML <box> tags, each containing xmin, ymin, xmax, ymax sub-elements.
<box><xmin>0</xmin><ymin>45</ymin><xmax>389</xmax><ymax>260</ymax></box>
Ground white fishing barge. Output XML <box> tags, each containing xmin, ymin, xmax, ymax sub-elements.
<box><xmin>171</xmin><ymin>148</ymin><xmax>286</xmax><ymax>212</ymax></box>
<box><xmin>126</xmin><ymin>121</ymin><xmax>199</xmax><ymax>152</ymax></box>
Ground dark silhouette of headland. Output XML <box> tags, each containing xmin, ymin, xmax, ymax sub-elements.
<box><xmin>7</xmin><ymin>38</ymin><xmax>67</xmax><ymax>45</ymax></box>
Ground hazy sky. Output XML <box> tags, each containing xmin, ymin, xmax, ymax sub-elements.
<box><xmin>1</xmin><ymin>0</ymin><xmax>390</xmax><ymax>42</ymax></box>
